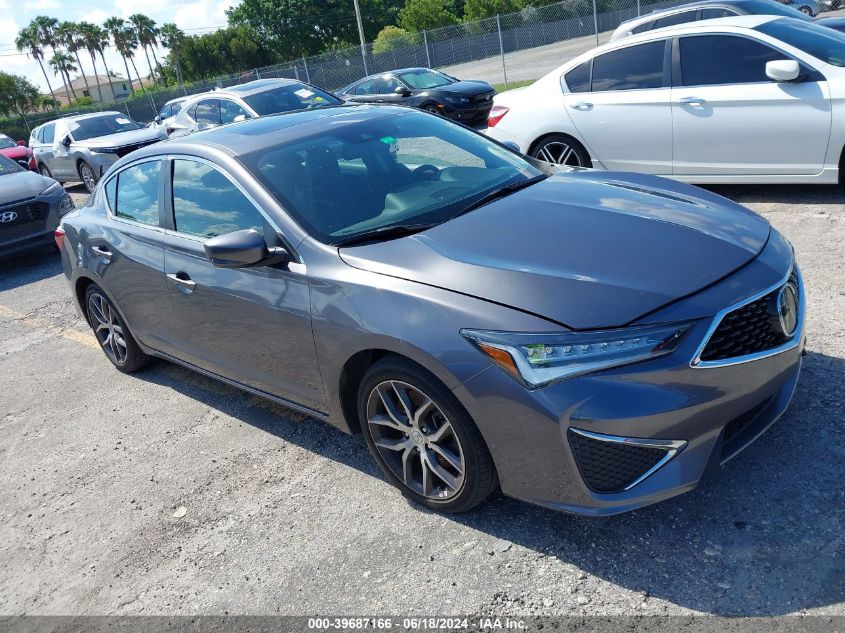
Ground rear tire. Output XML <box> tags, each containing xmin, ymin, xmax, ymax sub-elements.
<box><xmin>358</xmin><ymin>356</ymin><xmax>497</xmax><ymax>513</ymax></box>
<box><xmin>530</xmin><ymin>134</ymin><xmax>592</xmax><ymax>168</ymax></box>
<box><xmin>84</xmin><ymin>285</ymin><xmax>150</xmax><ymax>373</ymax></box>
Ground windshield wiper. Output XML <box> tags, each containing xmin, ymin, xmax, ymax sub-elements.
<box><xmin>454</xmin><ymin>174</ymin><xmax>548</xmax><ymax>218</ymax></box>
<box><xmin>334</xmin><ymin>222</ymin><xmax>438</xmax><ymax>247</ymax></box>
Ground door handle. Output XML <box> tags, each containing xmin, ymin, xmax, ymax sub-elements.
<box><xmin>92</xmin><ymin>245</ymin><xmax>112</xmax><ymax>261</ymax></box>
<box><xmin>167</xmin><ymin>272</ymin><xmax>197</xmax><ymax>292</ymax></box>
<box><xmin>679</xmin><ymin>96</ymin><xmax>706</xmax><ymax>106</ymax></box>
<box><xmin>569</xmin><ymin>102</ymin><xmax>593</xmax><ymax>111</ymax></box>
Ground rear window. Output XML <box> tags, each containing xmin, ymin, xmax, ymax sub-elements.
<box><xmin>756</xmin><ymin>17</ymin><xmax>845</xmax><ymax>66</ymax></box>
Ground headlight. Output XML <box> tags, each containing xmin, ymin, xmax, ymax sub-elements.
<box><xmin>91</xmin><ymin>147</ymin><xmax>119</xmax><ymax>154</ymax></box>
<box><xmin>59</xmin><ymin>194</ymin><xmax>74</xmax><ymax>214</ymax></box>
<box><xmin>445</xmin><ymin>94</ymin><xmax>470</xmax><ymax>104</ymax></box>
<box><xmin>40</xmin><ymin>181</ymin><xmax>63</xmax><ymax>196</ymax></box>
<box><xmin>462</xmin><ymin>322</ymin><xmax>693</xmax><ymax>388</ymax></box>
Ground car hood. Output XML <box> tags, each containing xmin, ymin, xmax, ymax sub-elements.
<box><xmin>339</xmin><ymin>171</ymin><xmax>771</xmax><ymax>329</ymax></box>
<box><xmin>439</xmin><ymin>80</ymin><xmax>495</xmax><ymax>96</ymax></box>
<box><xmin>81</xmin><ymin>128</ymin><xmax>164</xmax><ymax>148</ymax></box>
<box><xmin>0</xmin><ymin>147</ymin><xmax>31</xmax><ymax>160</ymax></box>
<box><xmin>0</xmin><ymin>170</ymin><xmax>56</xmax><ymax>203</ymax></box>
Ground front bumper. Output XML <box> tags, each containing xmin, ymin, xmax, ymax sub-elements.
<box><xmin>0</xmin><ymin>192</ymin><xmax>72</xmax><ymax>260</ymax></box>
<box><xmin>87</xmin><ymin>152</ymin><xmax>120</xmax><ymax>177</ymax></box>
<box><xmin>456</xmin><ymin>267</ymin><xmax>805</xmax><ymax>516</ymax></box>
<box><xmin>440</xmin><ymin>102</ymin><xmax>494</xmax><ymax>122</ymax></box>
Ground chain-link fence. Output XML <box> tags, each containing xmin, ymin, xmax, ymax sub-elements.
<box><xmin>1</xmin><ymin>0</ymin><xmax>688</xmax><ymax>140</ymax></box>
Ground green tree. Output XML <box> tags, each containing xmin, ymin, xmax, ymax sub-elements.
<box><xmin>160</xmin><ymin>23</ymin><xmax>186</xmax><ymax>89</ymax></box>
<box><xmin>31</xmin><ymin>16</ymin><xmax>75</xmax><ymax>103</ymax></box>
<box><xmin>0</xmin><ymin>72</ymin><xmax>46</xmax><ymax>119</ymax></box>
<box><xmin>177</xmin><ymin>26</ymin><xmax>274</xmax><ymax>82</ymax></box>
<box><xmin>56</xmin><ymin>22</ymin><xmax>94</xmax><ymax>101</ymax></box>
<box><xmin>128</xmin><ymin>14</ymin><xmax>161</xmax><ymax>86</ymax></box>
<box><xmin>48</xmin><ymin>52</ymin><xmax>78</xmax><ymax>102</ymax></box>
<box><xmin>373</xmin><ymin>25</ymin><xmax>418</xmax><ymax>53</ymax></box>
<box><xmin>104</xmin><ymin>17</ymin><xmax>139</xmax><ymax>94</ymax></box>
<box><xmin>398</xmin><ymin>0</ymin><xmax>460</xmax><ymax>32</ymax></box>
<box><xmin>14</xmin><ymin>26</ymin><xmax>55</xmax><ymax>108</ymax></box>
<box><xmin>462</xmin><ymin>0</ymin><xmax>524</xmax><ymax>20</ymax></box>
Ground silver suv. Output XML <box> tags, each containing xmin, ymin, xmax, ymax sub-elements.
<box><xmin>30</xmin><ymin>112</ymin><xmax>165</xmax><ymax>193</ymax></box>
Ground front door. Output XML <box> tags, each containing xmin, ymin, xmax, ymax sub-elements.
<box><xmin>671</xmin><ymin>34</ymin><xmax>831</xmax><ymax>176</ymax></box>
<box><xmin>563</xmin><ymin>39</ymin><xmax>673</xmax><ymax>174</ymax></box>
<box><xmin>162</xmin><ymin>157</ymin><xmax>326</xmax><ymax>412</ymax></box>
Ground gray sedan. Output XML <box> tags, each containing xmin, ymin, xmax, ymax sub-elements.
<box><xmin>30</xmin><ymin>112</ymin><xmax>165</xmax><ymax>194</ymax></box>
<box><xmin>56</xmin><ymin>106</ymin><xmax>804</xmax><ymax>515</ymax></box>
<box><xmin>0</xmin><ymin>154</ymin><xmax>73</xmax><ymax>259</ymax></box>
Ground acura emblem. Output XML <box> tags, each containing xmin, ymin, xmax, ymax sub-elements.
<box><xmin>0</xmin><ymin>211</ymin><xmax>17</xmax><ymax>223</ymax></box>
<box><xmin>777</xmin><ymin>281</ymin><xmax>798</xmax><ymax>337</ymax></box>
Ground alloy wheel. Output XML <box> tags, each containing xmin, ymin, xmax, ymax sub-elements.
<box><xmin>88</xmin><ymin>293</ymin><xmax>128</xmax><ymax>365</ymax></box>
<box><xmin>534</xmin><ymin>140</ymin><xmax>582</xmax><ymax>166</ymax></box>
<box><xmin>80</xmin><ymin>163</ymin><xmax>97</xmax><ymax>192</ymax></box>
<box><xmin>799</xmin><ymin>5</ymin><xmax>813</xmax><ymax>13</ymax></box>
<box><xmin>366</xmin><ymin>380</ymin><xmax>465</xmax><ymax>500</ymax></box>
<box><xmin>39</xmin><ymin>164</ymin><xmax>52</xmax><ymax>178</ymax></box>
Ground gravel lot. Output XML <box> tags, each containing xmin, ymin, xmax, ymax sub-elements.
<box><xmin>0</xmin><ymin>182</ymin><xmax>843</xmax><ymax>617</ymax></box>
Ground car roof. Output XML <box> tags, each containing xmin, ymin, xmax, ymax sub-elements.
<box><xmin>214</xmin><ymin>78</ymin><xmax>302</xmax><ymax>97</ymax></box>
<box><xmin>617</xmin><ymin>0</ymin><xmax>780</xmax><ymax>28</ymax></box>
<box><xmin>353</xmin><ymin>67</ymin><xmax>434</xmax><ymax>82</ymax></box>
<box><xmin>615</xmin><ymin>13</ymin><xmax>778</xmax><ymax>40</ymax></box>
<box><xmin>122</xmin><ymin>104</ymin><xmax>405</xmax><ymax>161</ymax></box>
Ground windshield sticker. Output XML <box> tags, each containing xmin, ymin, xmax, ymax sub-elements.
<box><xmin>115</xmin><ymin>117</ymin><xmax>131</xmax><ymax>125</ymax></box>
<box><xmin>294</xmin><ymin>89</ymin><xmax>315</xmax><ymax>98</ymax></box>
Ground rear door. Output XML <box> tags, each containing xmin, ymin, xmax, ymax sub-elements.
<box><xmin>671</xmin><ymin>33</ymin><xmax>831</xmax><ymax>176</ymax></box>
<box><xmin>161</xmin><ymin>156</ymin><xmax>325</xmax><ymax>412</ymax></box>
<box><xmin>37</xmin><ymin>123</ymin><xmax>58</xmax><ymax>176</ymax></box>
<box><xmin>96</xmin><ymin>159</ymin><xmax>177</xmax><ymax>353</ymax></box>
<box><xmin>563</xmin><ymin>39</ymin><xmax>673</xmax><ymax>173</ymax></box>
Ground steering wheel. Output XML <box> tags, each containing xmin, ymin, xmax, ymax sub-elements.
<box><xmin>413</xmin><ymin>164</ymin><xmax>440</xmax><ymax>181</ymax></box>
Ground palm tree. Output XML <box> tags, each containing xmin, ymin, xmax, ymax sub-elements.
<box><xmin>128</xmin><ymin>14</ymin><xmax>160</xmax><ymax>86</ymax></box>
<box><xmin>57</xmin><ymin>22</ymin><xmax>94</xmax><ymax>101</ymax></box>
<box><xmin>15</xmin><ymin>26</ymin><xmax>56</xmax><ymax>109</ymax></box>
<box><xmin>78</xmin><ymin>22</ymin><xmax>105</xmax><ymax>102</ymax></box>
<box><xmin>104</xmin><ymin>17</ymin><xmax>136</xmax><ymax>95</ymax></box>
<box><xmin>31</xmin><ymin>16</ymin><xmax>74</xmax><ymax>103</ymax></box>
<box><xmin>49</xmin><ymin>52</ymin><xmax>78</xmax><ymax>103</ymax></box>
<box><xmin>159</xmin><ymin>23</ymin><xmax>185</xmax><ymax>90</ymax></box>
<box><xmin>120</xmin><ymin>27</ymin><xmax>145</xmax><ymax>91</ymax></box>
<box><xmin>93</xmin><ymin>26</ymin><xmax>118</xmax><ymax>101</ymax></box>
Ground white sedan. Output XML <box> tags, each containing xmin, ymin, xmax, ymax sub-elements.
<box><xmin>486</xmin><ymin>15</ymin><xmax>845</xmax><ymax>184</ymax></box>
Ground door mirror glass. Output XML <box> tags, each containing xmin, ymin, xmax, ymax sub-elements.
<box><xmin>766</xmin><ymin>59</ymin><xmax>801</xmax><ymax>82</ymax></box>
<box><xmin>204</xmin><ymin>229</ymin><xmax>289</xmax><ymax>268</ymax></box>
<box><xmin>61</xmin><ymin>135</ymin><xmax>72</xmax><ymax>147</ymax></box>
<box><xmin>395</xmin><ymin>86</ymin><xmax>412</xmax><ymax>97</ymax></box>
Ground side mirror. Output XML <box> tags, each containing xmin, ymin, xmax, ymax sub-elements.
<box><xmin>766</xmin><ymin>59</ymin><xmax>801</xmax><ymax>82</ymax></box>
<box><xmin>61</xmin><ymin>135</ymin><xmax>71</xmax><ymax>147</ymax></box>
<box><xmin>203</xmin><ymin>229</ymin><xmax>289</xmax><ymax>268</ymax></box>
<box><xmin>395</xmin><ymin>86</ymin><xmax>412</xmax><ymax>97</ymax></box>
<box><xmin>233</xmin><ymin>114</ymin><xmax>247</xmax><ymax>122</ymax></box>
<box><xmin>154</xmin><ymin>115</ymin><xmax>163</xmax><ymax>124</ymax></box>
<box><xmin>501</xmin><ymin>140</ymin><xmax>521</xmax><ymax>154</ymax></box>
<box><xmin>194</xmin><ymin>122</ymin><xmax>215</xmax><ymax>132</ymax></box>
<box><xmin>16</xmin><ymin>140</ymin><xmax>26</xmax><ymax>146</ymax></box>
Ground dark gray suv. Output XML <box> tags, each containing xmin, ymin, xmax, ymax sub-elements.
<box><xmin>57</xmin><ymin>106</ymin><xmax>804</xmax><ymax>515</ymax></box>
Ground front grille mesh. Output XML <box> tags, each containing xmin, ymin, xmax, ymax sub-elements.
<box><xmin>0</xmin><ymin>201</ymin><xmax>48</xmax><ymax>231</ymax></box>
<box><xmin>700</xmin><ymin>271</ymin><xmax>798</xmax><ymax>361</ymax></box>
<box><xmin>568</xmin><ymin>430</ymin><xmax>668</xmax><ymax>493</ymax></box>
<box><xmin>722</xmin><ymin>398</ymin><xmax>772</xmax><ymax>446</ymax></box>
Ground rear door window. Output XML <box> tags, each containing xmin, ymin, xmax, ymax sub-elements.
<box><xmin>591</xmin><ymin>40</ymin><xmax>667</xmax><ymax>91</ymax></box>
<box><xmin>652</xmin><ymin>10</ymin><xmax>699</xmax><ymax>29</ymax></box>
<box><xmin>111</xmin><ymin>161</ymin><xmax>161</xmax><ymax>226</ymax></box>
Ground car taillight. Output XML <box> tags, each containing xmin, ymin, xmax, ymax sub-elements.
<box><xmin>28</xmin><ymin>156</ymin><xmax>36</xmax><ymax>170</ymax></box>
<box><xmin>54</xmin><ymin>226</ymin><xmax>65</xmax><ymax>250</ymax></box>
<box><xmin>488</xmin><ymin>105</ymin><xmax>510</xmax><ymax>127</ymax></box>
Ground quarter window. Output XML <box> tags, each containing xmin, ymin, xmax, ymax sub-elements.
<box><xmin>110</xmin><ymin>161</ymin><xmax>161</xmax><ymax>226</ymax></box>
<box><xmin>171</xmin><ymin>160</ymin><xmax>266</xmax><ymax>238</ymax></box>
<box><xmin>565</xmin><ymin>61</ymin><xmax>591</xmax><ymax>93</ymax></box>
<box><xmin>680</xmin><ymin>35</ymin><xmax>785</xmax><ymax>86</ymax></box>
<box><xmin>591</xmin><ymin>41</ymin><xmax>666</xmax><ymax>91</ymax></box>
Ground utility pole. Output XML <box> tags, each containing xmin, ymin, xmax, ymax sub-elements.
<box><xmin>353</xmin><ymin>0</ymin><xmax>369</xmax><ymax>75</ymax></box>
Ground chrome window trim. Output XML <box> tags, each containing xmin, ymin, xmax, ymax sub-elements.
<box><xmin>568</xmin><ymin>427</ymin><xmax>687</xmax><ymax>492</ymax></box>
<box><xmin>690</xmin><ymin>264</ymin><xmax>804</xmax><ymax>369</ymax></box>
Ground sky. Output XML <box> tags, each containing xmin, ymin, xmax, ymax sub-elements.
<box><xmin>0</xmin><ymin>0</ymin><xmax>242</xmax><ymax>93</ymax></box>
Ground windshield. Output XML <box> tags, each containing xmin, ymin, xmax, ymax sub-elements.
<box><xmin>757</xmin><ymin>18</ymin><xmax>845</xmax><ymax>65</ymax></box>
<box><xmin>71</xmin><ymin>114</ymin><xmax>142</xmax><ymax>140</ymax></box>
<box><xmin>0</xmin><ymin>135</ymin><xmax>16</xmax><ymax>149</ymax></box>
<box><xmin>0</xmin><ymin>154</ymin><xmax>22</xmax><ymax>175</ymax></box>
<box><xmin>243</xmin><ymin>83</ymin><xmax>341</xmax><ymax>116</ymax></box>
<box><xmin>743</xmin><ymin>0</ymin><xmax>812</xmax><ymax>20</ymax></box>
<box><xmin>397</xmin><ymin>69</ymin><xmax>456</xmax><ymax>89</ymax></box>
<box><xmin>240</xmin><ymin>109</ymin><xmax>542</xmax><ymax>244</ymax></box>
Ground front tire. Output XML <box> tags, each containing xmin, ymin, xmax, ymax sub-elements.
<box><xmin>84</xmin><ymin>285</ymin><xmax>150</xmax><ymax>373</ymax></box>
<box><xmin>358</xmin><ymin>356</ymin><xmax>497</xmax><ymax>512</ymax></box>
<box><xmin>39</xmin><ymin>163</ymin><xmax>53</xmax><ymax>178</ymax></box>
<box><xmin>79</xmin><ymin>161</ymin><xmax>98</xmax><ymax>193</ymax></box>
<box><xmin>530</xmin><ymin>134</ymin><xmax>592</xmax><ymax>168</ymax></box>
<box><xmin>799</xmin><ymin>5</ymin><xmax>814</xmax><ymax>13</ymax></box>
